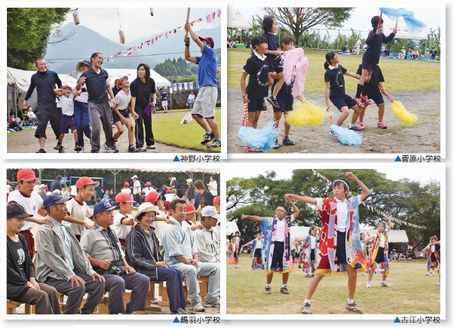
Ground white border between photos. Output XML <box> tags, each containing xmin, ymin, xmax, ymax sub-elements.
<box><xmin>1</xmin><ymin>0</ymin><xmax>228</xmax><ymax>160</ymax></box>
<box><xmin>1</xmin><ymin>161</ymin><xmax>225</xmax><ymax>321</ymax></box>
<box><xmin>227</xmin><ymin>0</ymin><xmax>446</xmax><ymax>161</ymax></box>
<box><xmin>221</xmin><ymin>162</ymin><xmax>446</xmax><ymax>321</ymax></box>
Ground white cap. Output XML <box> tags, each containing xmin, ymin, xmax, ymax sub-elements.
<box><xmin>186</xmin><ymin>178</ymin><xmax>193</xmax><ymax>183</ymax></box>
<box><xmin>201</xmin><ymin>206</ymin><xmax>219</xmax><ymax>220</ymax></box>
<box><xmin>131</xmin><ymin>175</ymin><xmax>138</xmax><ymax>180</ymax></box>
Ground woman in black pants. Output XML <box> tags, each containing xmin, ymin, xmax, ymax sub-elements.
<box><xmin>130</xmin><ymin>63</ymin><xmax>157</xmax><ymax>151</ymax></box>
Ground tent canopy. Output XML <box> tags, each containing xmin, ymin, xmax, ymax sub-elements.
<box><xmin>105</xmin><ymin>69</ymin><xmax>171</xmax><ymax>88</ymax></box>
<box><xmin>226</xmin><ymin>221</ymin><xmax>239</xmax><ymax>236</ymax></box>
<box><xmin>7</xmin><ymin>67</ymin><xmax>77</xmax><ymax>92</ymax></box>
<box><xmin>228</xmin><ymin>11</ymin><xmax>251</xmax><ymax>29</ymax></box>
<box><xmin>361</xmin><ymin>229</ymin><xmax>409</xmax><ymax>243</ymax></box>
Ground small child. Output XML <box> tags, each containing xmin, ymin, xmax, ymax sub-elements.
<box><xmin>112</xmin><ymin>192</ymin><xmax>135</xmax><ymax>248</ymax></box>
<box><xmin>352</xmin><ymin>64</ymin><xmax>389</xmax><ymax>130</ymax></box>
<box><xmin>363</xmin><ymin>212</ymin><xmax>392</xmax><ymax>288</ymax></box>
<box><xmin>241</xmin><ymin>195</ymin><xmax>299</xmax><ymax>295</ymax></box>
<box><xmin>286</xmin><ymin>172</ymin><xmax>371</xmax><ymax>314</ymax></box>
<box><xmin>112</xmin><ymin>76</ymin><xmax>138</xmax><ymax>152</ymax></box>
<box><xmin>355</xmin><ymin>15</ymin><xmax>397</xmax><ymax>106</ymax></box>
<box><xmin>58</xmin><ymin>85</ymin><xmax>82</xmax><ymax>153</ymax></box>
<box><xmin>243</xmin><ymin>232</ymin><xmax>265</xmax><ymax>270</ymax></box>
<box><xmin>240</xmin><ymin>35</ymin><xmax>270</xmax><ymax>130</ymax></box>
<box><xmin>422</xmin><ymin>235</ymin><xmax>440</xmax><ymax>285</ymax></box>
<box><xmin>324</xmin><ymin>52</ymin><xmax>363</xmax><ymax>130</ymax></box>
<box><xmin>304</xmin><ymin>226</ymin><xmax>319</xmax><ymax>278</ymax></box>
<box><xmin>227</xmin><ymin>236</ymin><xmax>240</xmax><ymax>269</ymax></box>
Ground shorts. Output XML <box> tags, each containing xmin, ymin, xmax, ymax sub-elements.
<box><xmin>275</xmin><ymin>88</ymin><xmax>294</xmax><ymax>113</ymax></box>
<box><xmin>113</xmin><ymin>109</ymin><xmax>130</xmax><ymax>124</ymax></box>
<box><xmin>335</xmin><ymin>231</ymin><xmax>347</xmax><ymax>264</ymax></box>
<box><xmin>254</xmin><ymin>248</ymin><xmax>262</xmax><ymax>258</ymax></box>
<box><xmin>162</xmin><ymin>100</ymin><xmax>168</xmax><ymax>107</ymax></box>
<box><xmin>310</xmin><ymin>249</ymin><xmax>316</xmax><ymax>262</ymax></box>
<box><xmin>375</xmin><ymin>247</ymin><xmax>385</xmax><ymax>263</ymax></box>
<box><xmin>59</xmin><ymin>114</ymin><xmax>76</xmax><ymax>133</ymax></box>
<box><xmin>366</xmin><ymin>91</ymin><xmax>384</xmax><ymax>106</ymax></box>
<box><xmin>192</xmin><ymin>86</ymin><xmax>217</xmax><ymax>118</ymax></box>
<box><xmin>247</xmin><ymin>97</ymin><xmax>266</xmax><ymax>113</ymax></box>
<box><xmin>330</xmin><ymin>95</ymin><xmax>357</xmax><ymax>111</ymax></box>
<box><xmin>270</xmin><ymin>241</ymin><xmax>284</xmax><ymax>271</ymax></box>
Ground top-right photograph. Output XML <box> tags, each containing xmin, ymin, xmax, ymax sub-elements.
<box><xmin>227</xmin><ymin>6</ymin><xmax>443</xmax><ymax>156</ymax></box>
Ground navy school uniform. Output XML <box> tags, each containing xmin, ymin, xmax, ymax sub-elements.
<box><xmin>362</xmin><ymin>30</ymin><xmax>396</xmax><ymax>69</ymax></box>
<box><xmin>262</xmin><ymin>32</ymin><xmax>279</xmax><ymax>73</ymax></box>
<box><xmin>244</xmin><ymin>53</ymin><xmax>270</xmax><ymax>112</ymax></box>
<box><xmin>356</xmin><ymin>64</ymin><xmax>385</xmax><ymax>106</ymax></box>
<box><xmin>324</xmin><ymin>65</ymin><xmax>357</xmax><ymax>111</ymax></box>
<box><xmin>272</xmin><ymin>54</ymin><xmax>293</xmax><ymax>112</ymax></box>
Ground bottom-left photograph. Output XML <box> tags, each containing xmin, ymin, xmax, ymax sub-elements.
<box><xmin>5</xmin><ymin>168</ymin><xmax>220</xmax><ymax>316</ymax></box>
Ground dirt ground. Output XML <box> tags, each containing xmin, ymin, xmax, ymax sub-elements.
<box><xmin>228</xmin><ymin>90</ymin><xmax>441</xmax><ymax>154</ymax></box>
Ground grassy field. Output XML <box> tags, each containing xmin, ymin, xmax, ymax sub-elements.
<box><xmin>152</xmin><ymin>108</ymin><xmax>221</xmax><ymax>152</ymax></box>
<box><xmin>228</xmin><ymin>48</ymin><xmax>440</xmax><ymax>93</ymax></box>
<box><xmin>227</xmin><ymin>254</ymin><xmax>440</xmax><ymax>315</ymax></box>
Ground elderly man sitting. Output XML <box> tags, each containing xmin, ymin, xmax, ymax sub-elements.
<box><xmin>80</xmin><ymin>200</ymin><xmax>149</xmax><ymax>314</ymax></box>
<box><xmin>194</xmin><ymin>206</ymin><xmax>220</xmax><ymax>263</ymax></box>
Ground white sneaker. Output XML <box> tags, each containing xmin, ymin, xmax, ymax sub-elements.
<box><xmin>381</xmin><ymin>281</ymin><xmax>391</xmax><ymax>287</ymax></box>
<box><xmin>366</xmin><ymin>281</ymin><xmax>372</xmax><ymax>288</ymax></box>
<box><xmin>189</xmin><ymin>303</ymin><xmax>205</xmax><ymax>312</ymax></box>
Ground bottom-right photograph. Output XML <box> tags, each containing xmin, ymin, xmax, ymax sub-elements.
<box><xmin>225</xmin><ymin>165</ymin><xmax>443</xmax><ymax>317</ymax></box>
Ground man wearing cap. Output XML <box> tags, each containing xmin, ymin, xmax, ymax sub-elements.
<box><xmin>22</xmin><ymin>58</ymin><xmax>63</xmax><ymax>153</ymax></box>
<box><xmin>8</xmin><ymin>169</ymin><xmax>48</xmax><ymax>258</ymax></box>
<box><xmin>76</xmin><ymin>52</ymin><xmax>118</xmax><ymax>153</ymax></box>
<box><xmin>64</xmin><ymin>176</ymin><xmax>96</xmax><ymax>240</ymax></box>
<box><xmin>74</xmin><ymin>60</ymin><xmax>92</xmax><ymax>152</ymax></box>
<box><xmin>112</xmin><ymin>192</ymin><xmax>135</xmax><ymax>248</ymax></box>
<box><xmin>161</xmin><ymin>198</ymin><xmax>220</xmax><ymax>312</ymax></box>
<box><xmin>184</xmin><ymin>22</ymin><xmax>221</xmax><ymax>149</ymax></box>
<box><xmin>7</xmin><ymin>203</ymin><xmax>62</xmax><ymax>314</ymax></box>
<box><xmin>194</xmin><ymin>206</ymin><xmax>220</xmax><ymax>263</ymax></box>
<box><xmin>131</xmin><ymin>175</ymin><xmax>142</xmax><ymax>204</ymax></box>
<box><xmin>126</xmin><ymin>202</ymin><xmax>190</xmax><ymax>314</ymax></box>
<box><xmin>80</xmin><ymin>200</ymin><xmax>149</xmax><ymax>314</ymax></box>
<box><xmin>35</xmin><ymin>193</ymin><xmax>105</xmax><ymax>314</ymax></box>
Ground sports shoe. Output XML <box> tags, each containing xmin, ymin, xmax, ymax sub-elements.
<box><xmin>128</xmin><ymin>145</ymin><xmax>138</xmax><ymax>153</ymax></box>
<box><xmin>74</xmin><ymin>146</ymin><xmax>83</xmax><ymax>153</ymax></box>
<box><xmin>381</xmin><ymin>281</ymin><xmax>391</xmax><ymax>287</ymax></box>
<box><xmin>301</xmin><ymin>302</ymin><xmax>311</xmax><ymax>314</ymax></box>
<box><xmin>147</xmin><ymin>144</ymin><xmax>156</xmax><ymax>150</ymax></box>
<box><xmin>282</xmin><ymin>136</ymin><xmax>295</xmax><ymax>146</ymax></box>
<box><xmin>103</xmin><ymin>143</ymin><xmax>119</xmax><ymax>153</ymax></box>
<box><xmin>377</xmin><ymin>121</ymin><xmax>388</xmax><ymax>129</ymax></box>
<box><xmin>53</xmin><ymin>143</ymin><xmax>63</xmax><ymax>151</ymax></box>
<box><xmin>366</xmin><ymin>281</ymin><xmax>372</xmax><ymax>288</ymax></box>
<box><xmin>272</xmin><ymin>138</ymin><xmax>280</xmax><ymax>149</ymax></box>
<box><xmin>346</xmin><ymin>302</ymin><xmax>362</xmax><ymax>313</ymax></box>
<box><xmin>348</xmin><ymin>124</ymin><xmax>362</xmax><ymax>132</ymax></box>
<box><xmin>137</xmin><ymin>145</ymin><xmax>147</xmax><ymax>152</ymax></box>
<box><xmin>58</xmin><ymin>147</ymin><xmax>64</xmax><ymax>153</ymax></box>
<box><xmin>189</xmin><ymin>303</ymin><xmax>205</xmax><ymax>312</ymax></box>
<box><xmin>201</xmin><ymin>132</ymin><xmax>214</xmax><ymax>144</ymax></box>
<box><xmin>36</xmin><ymin>148</ymin><xmax>46</xmax><ymax>153</ymax></box>
<box><xmin>172</xmin><ymin>307</ymin><xmax>192</xmax><ymax>315</ymax></box>
<box><xmin>266</xmin><ymin>96</ymin><xmax>280</xmax><ymax>109</ymax></box>
<box><xmin>245</xmin><ymin>146</ymin><xmax>263</xmax><ymax>153</ymax></box>
<box><xmin>280</xmin><ymin>286</ymin><xmax>289</xmax><ymax>294</ymax></box>
<box><xmin>264</xmin><ymin>285</ymin><xmax>271</xmax><ymax>294</ymax></box>
<box><xmin>91</xmin><ymin>150</ymin><xmax>99</xmax><ymax>153</ymax></box>
<box><xmin>208</xmin><ymin>139</ymin><xmax>221</xmax><ymax>148</ymax></box>
<box><xmin>205</xmin><ymin>299</ymin><xmax>220</xmax><ymax>308</ymax></box>
<box><xmin>354</xmin><ymin>122</ymin><xmax>365</xmax><ymax>131</ymax></box>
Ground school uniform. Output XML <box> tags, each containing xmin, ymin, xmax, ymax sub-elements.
<box><xmin>362</xmin><ymin>30</ymin><xmax>396</xmax><ymax>69</ymax></box>
<box><xmin>243</xmin><ymin>50</ymin><xmax>270</xmax><ymax>112</ymax></box>
<box><xmin>113</xmin><ymin>89</ymin><xmax>131</xmax><ymax>124</ymax></box>
<box><xmin>356</xmin><ymin>64</ymin><xmax>385</xmax><ymax>106</ymax></box>
<box><xmin>324</xmin><ymin>64</ymin><xmax>357</xmax><ymax>111</ymax></box>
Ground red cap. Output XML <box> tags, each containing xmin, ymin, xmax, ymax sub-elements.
<box><xmin>124</xmin><ymin>181</ymin><xmax>129</xmax><ymax>187</ymax></box>
<box><xmin>145</xmin><ymin>181</ymin><xmax>151</xmax><ymax>187</ymax></box>
<box><xmin>115</xmin><ymin>192</ymin><xmax>133</xmax><ymax>203</ymax></box>
<box><xmin>76</xmin><ymin>176</ymin><xmax>96</xmax><ymax>189</ymax></box>
<box><xmin>166</xmin><ymin>189</ymin><xmax>173</xmax><ymax>194</ymax></box>
<box><xmin>164</xmin><ymin>201</ymin><xmax>171</xmax><ymax>212</ymax></box>
<box><xmin>213</xmin><ymin>196</ymin><xmax>220</xmax><ymax>207</ymax></box>
<box><xmin>145</xmin><ymin>191</ymin><xmax>160</xmax><ymax>204</ymax></box>
<box><xmin>17</xmin><ymin>169</ymin><xmax>36</xmax><ymax>182</ymax></box>
<box><xmin>185</xmin><ymin>202</ymin><xmax>195</xmax><ymax>214</ymax></box>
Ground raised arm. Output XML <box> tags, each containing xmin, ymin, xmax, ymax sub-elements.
<box><xmin>285</xmin><ymin>195</ymin><xmax>299</xmax><ymax>218</ymax></box>
<box><xmin>241</xmin><ymin>214</ymin><xmax>264</xmax><ymax>223</ymax></box>
<box><xmin>344</xmin><ymin>172</ymin><xmax>371</xmax><ymax>201</ymax></box>
<box><xmin>285</xmin><ymin>193</ymin><xmax>317</xmax><ymax>206</ymax></box>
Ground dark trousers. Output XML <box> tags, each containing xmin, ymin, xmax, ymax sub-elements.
<box><xmin>135</xmin><ymin>106</ymin><xmax>154</xmax><ymax>147</ymax></box>
<box><xmin>45</xmin><ymin>271</ymin><xmax>104</xmax><ymax>314</ymax></box>
<box><xmin>74</xmin><ymin>100</ymin><xmax>91</xmax><ymax>147</ymax></box>
<box><xmin>35</xmin><ymin>106</ymin><xmax>61</xmax><ymax>139</ymax></box>
<box><xmin>155</xmin><ymin>267</ymin><xmax>186</xmax><ymax>313</ymax></box>
<box><xmin>102</xmin><ymin>272</ymin><xmax>149</xmax><ymax>314</ymax></box>
<box><xmin>15</xmin><ymin>283</ymin><xmax>62</xmax><ymax>314</ymax></box>
<box><xmin>88</xmin><ymin>101</ymin><xmax>113</xmax><ymax>152</ymax></box>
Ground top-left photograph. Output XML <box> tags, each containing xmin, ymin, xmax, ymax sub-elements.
<box><xmin>6</xmin><ymin>7</ymin><xmax>222</xmax><ymax>155</ymax></box>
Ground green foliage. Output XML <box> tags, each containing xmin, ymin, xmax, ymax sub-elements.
<box><xmin>227</xmin><ymin>169</ymin><xmax>440</xmax><ymax>246</ymax></box>
<box><xmin>7</xmin><ymin>8</ymin><xmax>69</xmax><ymax>69</ymax></box>
<box><xmin>154</xmin><ymin>57</ymin><xmax>198</xmax><ymax>80</ymax></box>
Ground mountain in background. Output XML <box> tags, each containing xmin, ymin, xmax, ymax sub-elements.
<box><xmin>45</xmin><ymin>23</ymin><xmax>221</xmax><ymax>74</ymax></box>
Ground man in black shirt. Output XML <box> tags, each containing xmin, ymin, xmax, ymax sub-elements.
<box><xmin>23</xmin><ymin>58</ymin><xmax>63</xmax><ymax>153</ymax></box>
<box><xmin>194</xmin><ymin>179</ymin><xmax>214</xmax><ymax>209</ymax></box>
<box><xmin>77</xmin><ymin>52</ymin><xmax>117</xmax><ymax>153</ymax></box>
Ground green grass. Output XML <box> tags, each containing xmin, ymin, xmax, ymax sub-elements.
<box><xmin>227</xmin><ymin>254</ymin><xmax>440</xmax><ymax>314</ymax></box>
<box><xmin>228</xmin><ymin>48</ymin><xmax>440</xmax><ymax>93</ymax></box>
<box><xmin>153</xmin><ymin>108</ymin><xmax>221</xmax><ymax>152</ymax></box>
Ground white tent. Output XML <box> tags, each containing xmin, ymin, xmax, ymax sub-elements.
<box><xmin>7</xmin><ymin>67</ymin><xmax>77</xmax><ymax>92</ymax></box>
<box><xmin>105</xmin><ymin>68</ymin><xmax>171</xmax><ymax>88</ymax></box>
<box><xmin>228</xmin><ymin>11</ymin><xmax>251</xmax><ymax>29</ymax></box>
<box><xmin>226</xmin><ymin>221</ymin><xmax>239</xmax><ymax>236</ymax></box>
<box><xmin>361</xmin><ymin>229</ymin><xmax>409</xmax><ymax>243</ymax></box>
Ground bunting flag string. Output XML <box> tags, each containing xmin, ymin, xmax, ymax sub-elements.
<box><xmin>310</xmin><ymin>170</ymin><xmax>426</xmax><ymax>229</ymax></box>
<box><xmin>107</xmin><ymin>10</ymin><xmax>221</xmax><ymax>62</ymax></box>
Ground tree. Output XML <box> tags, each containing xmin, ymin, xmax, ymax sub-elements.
<box><xmin>261</xmin><ymin>7</ymin><xmax>353</xmax><ymax>45</ymax></box>
<box><xmin>7</xmin><ymin>8</ymin><xmax>69</xmax><ymax>69</ymax></box>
